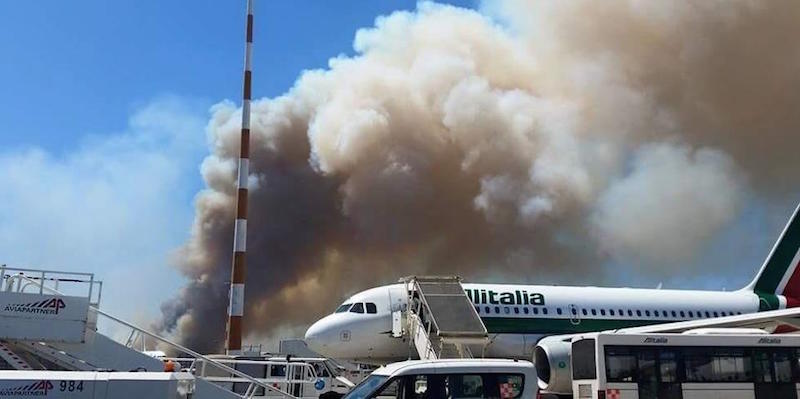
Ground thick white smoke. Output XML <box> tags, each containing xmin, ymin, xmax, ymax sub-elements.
<box><xmin>156</xmin><ymin>1</ymin><xmax>800</xmax><ymax>352</ymax></box>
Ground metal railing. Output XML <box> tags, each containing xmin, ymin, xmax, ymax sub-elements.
<box><xmin>1</xmin><ymin>267</ymin><xmax>301</xmax><ymax>399</ymax></box>
<box><xmin>164</xmin><ymin>356</ymin><xmax>317</xmax><ymax>385</ymax></box>
<box><xmin>0</xmin><ymin>265</ymin><xmax>102</xmax><ymax>306</ymax></box>
<box><xmin>93</xmin><ymin>308</ymin><xmax>304</xmax><ymax>398</ymax></box>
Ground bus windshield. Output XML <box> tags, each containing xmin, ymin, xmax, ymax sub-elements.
<box><xmin>342</xmin><ymin>375</ymin><xmax>389</xmax><ymax>399</ymax></box>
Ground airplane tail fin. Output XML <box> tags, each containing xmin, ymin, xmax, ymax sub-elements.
<box><xmin>744</xmin><ymin>203</ymin><xmax>800</xmax><ymax>310</ymax></box>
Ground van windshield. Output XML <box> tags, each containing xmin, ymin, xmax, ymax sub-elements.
<box><xmin>342</xmin><ymin>375</ymin><xmax>388</xmax><ymax>399</ymax></box>
<box><xmin>335</xmin><ymin>303</ymin><xmax>352</xmax><ymax>313</ymax></box>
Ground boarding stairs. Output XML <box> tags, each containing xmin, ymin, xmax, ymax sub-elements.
<box><xmin>401</xmin><ymin>276</ymin><xmax>488</xmax><ymax>360</ymax></box>
<box><xmin>0</xmin><ymin>265</ymin><xmax>318</xmax><ymax>399</ymax></box>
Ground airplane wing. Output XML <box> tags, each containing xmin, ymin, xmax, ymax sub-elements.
<box><xmin>615</xmin><ymin>307</ymin><xmax>800</xmax><ymax>334</ymax></box>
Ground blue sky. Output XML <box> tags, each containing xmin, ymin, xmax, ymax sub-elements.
<box><xmin>0</xmin><ymin>1</ymin><xmax>475</xmax><ymax>154</ymax></box>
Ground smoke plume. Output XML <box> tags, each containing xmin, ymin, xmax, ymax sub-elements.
<box><xmin>156</xmin><ymin>1</ymin><xmax>800</xmax><ymax>352</ymax></box>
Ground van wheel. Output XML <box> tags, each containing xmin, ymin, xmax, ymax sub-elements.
<box><xmin>319</xmin><ymin>392</ymin><xmax>344</xmax><ymax>399</ymax></box>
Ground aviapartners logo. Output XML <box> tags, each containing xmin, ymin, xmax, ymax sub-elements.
<box><xmin>3</xmin><ymin>298</ymin><xmax>66</xmax><ymax>315</ymax></box>
<box><xmin>0</xmin><ymin>381</ymin><xmax>53</xmax><ymax>397</ymax></box>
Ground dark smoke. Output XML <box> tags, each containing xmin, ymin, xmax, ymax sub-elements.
<box><xmin>156</xmin><ymin>1</ymin><xmax>800</xmax><ymax>352</ymax></box>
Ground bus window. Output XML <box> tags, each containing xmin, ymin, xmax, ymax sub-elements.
<box><xmin>605</xmin><ymin>346</ymin><xmax>636</xmax><ymax>382</ymax></box>
<box><xmin>753</xmin><ymin>350</ymin><xmax>773</xmax><ymax>383</ymax></box>
<box><xmin>366</xmin><ymin>303</ymin><xmax>378</xmax><ymax>314</ymax></box>
<box><xmin>774</xmin><ymin>350</ymin><xmax>793</xmax><ymax>382</ymax></box>
<box><xmin>659</xmin><ymin>351</ymin><xmax>678</xmax><ymax>383</ymax></box>
<box><xmin>685</xmin><ymin>348</ymin><xmax>751</xmax><ymax>382</ymax></box>
<box><xmin>571</xmin><ymin>339</ymin><xmax>597</xmax><ymax>380</ymax></box>
<box><xmin>351</xmin><ymin>303</ymin><xmax>365</xmax><ymax>313</ymax></box>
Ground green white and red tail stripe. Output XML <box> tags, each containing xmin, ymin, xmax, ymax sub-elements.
<box><xmin>746</xmin><ymin>203</ymin><xmax>800</xmax><ymax>310</ymax></box>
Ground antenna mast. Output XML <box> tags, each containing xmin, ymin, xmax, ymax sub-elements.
<box><xmin>226</xmin><ymin>0</ymin><xmax>254</xmax><ymax>355</ymax></box>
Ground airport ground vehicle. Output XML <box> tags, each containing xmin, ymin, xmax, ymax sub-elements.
<box><xmin>570</xmin><ymin>331</ymin><xmax>800</xmax><ymax>399</ymax></box>
<box><xmin>342</xmin><ymin>359</ymin><xmax>536</xmax><ymax>399</ymax></box>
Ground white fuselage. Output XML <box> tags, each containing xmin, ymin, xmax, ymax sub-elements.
<box><xmin>304</xmin><ymin>283</ymin><xmax>761</xmax><ymax>364</ymax></box>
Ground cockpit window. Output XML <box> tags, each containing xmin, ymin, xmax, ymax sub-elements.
<box><xmin>335</xmin><ymin>303</ymin><xmax>352</xmax><ymax>313</ymax></box>
<box><xmin>350</xmin><ymin>303</ymin><xmax>365</xmax><ymax>313</ymax></box>
<box><xmin>366</xmin><ymin>302</ymin><xmax>377</xmax><ymax>314</ymax></box>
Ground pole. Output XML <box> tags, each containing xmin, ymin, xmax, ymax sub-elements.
<box><xmin>226</xmin><ymin>0</ymin><xmax>254</xmax><ymax>355</ymax></box>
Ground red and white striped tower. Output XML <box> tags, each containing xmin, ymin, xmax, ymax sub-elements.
<box><xmin>226</xmin><ymin>0</ymin><xmax>254</xmax><ymax>355</ymax></box>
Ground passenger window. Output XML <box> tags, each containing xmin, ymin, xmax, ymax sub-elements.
<box><xmin>609</xmin><ymin>309</ymin><xmax>615</xmax><ymax>316</ymax></box>
<box><xmin>636</xmin><ymin>310</ymin><xmax>642</xmax><ymax>317</ymax></box>
<box><xmin>513</xmin><ymin>307</ymin><xmax>519</xmax><ymax>314</ymax></box>
<box><xmin>314</xmin><ymin>363</ymin><xmax>331</xmax><ymax>378</ymax></box>
<box><xmin>672</xmin><ymin>311</ymin><xmax>677</xmax><ymax>317</ymax></box>
<box><xmin>600</xmin><ymin>309</ymin><xmax>606</xmax><ymax>316</ymax></box>
<box><xmin>533</xmin><ymin>307</ymin><xmax>539</xmax><ymax>315</ymax></box>
<box><xmin>366</xmin><ymin>303</ymin><xmax>378</xmax><ymax>314</ymax></box>
<box><xmin>627</xmin><ymin>310</ymin><xmax>633</xmax><ymax>317</ymax></box>
<box><xmin>542</xmin><ymin>308</ymin><xmax>548</xmax><ymax>315</ymax></box>
<box><xmin>713</xmin><ymin>311</ymin><xmax>719</xmax><ymax>317</ymax></box>
<box><xmin>619</xmin><ymin>309</ymin><xmax>624</xmax><ymax>316</ymax></box>
<box><xmin>679</xmin><ymin>311</ymin><xmax>685</xmax><ymax>318</ymax></box>
<box><xmin>582</xmin><ymin>309</ymin><xmax>588</xmax><ymax>316</ymax></box>
<box><xmin>571</xmin><ymin>308</ymin><xmax>578</xmax><ymax>315</ymax></box>
<box><xmin>351</xmin><ymin>303</ymin><xmax>365</xmax><ymax>313</ymax></box>
<box><xmin>653</xmin><ymin>310</ymin><xmax>659</xmax><ymax>317</ymax></box>
<box><xmin>556</xmin><ymin>308</ymin><xmax>563</xmax><ymax>315</ymax></box>
<box><xmin>484</xmin><ymin>306</ymin><xmax>490</xmax><ymax>314</ymax></box>
<box><xmin>270</xmin><ymin>365</ymin><xmax>286</xmax><ymax>377</ymax></box>
<box><xmin>494</xmin><ymin>306</ymin><xmax>500</xmax><ymax>314</ymax></box>
<box><xmin>591</xmin><ymin>309</ymin><xmax>597</xmax><ymax>316</ymax></box>
<box><xmin>688</xmin><ymin>311</ymin><xmax>694</xmax><ymax>318</ymax></box>
<box><xmin>504</xmin><ymin>307</ymin><xmax>510</xmax><ymax>314</ymax></box>
<box><xmin>645</xmin><ymin>310</ymin><xmax>650</xmax><ymax>317</ymax></box>
<box><xmin>720</xmin><ymin>311</ymin><xmax>727</xmax><ymax>317</ymax></box>
<box><xmin>371</xmin><ymin>377</ymin><xmax>401</xmax><ymax>398</ymax></box>
<box><xmin>447</xmin><ymin>374</ymin><xmax>483</xmax><ymax>398</ymax></box>
<box><xmin>523</xmin><ymin>308</ymin><xmax>529</xmax><ymax>314</ymax></box>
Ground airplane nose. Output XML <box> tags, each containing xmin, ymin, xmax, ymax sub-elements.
<box><xmin>304</xmin><ymin>319</ymin><xmax>330</xmax><ymax>354</ymax></box>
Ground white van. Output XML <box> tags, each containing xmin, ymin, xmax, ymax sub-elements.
<box><xmin>342</xmin><ymin>359</ymin><xmax>536</xmax><ymax>399</ymax></box>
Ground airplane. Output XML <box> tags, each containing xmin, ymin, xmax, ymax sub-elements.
<box><xmin>304</xmin><ymin>203</ymin><xmax>800</xmax><ymax>364</ymax></box>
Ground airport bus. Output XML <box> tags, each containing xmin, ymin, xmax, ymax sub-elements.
<box><xmin>570</xmin><ymin>331</ymin><xmax>800</xmax><ymax>399</ymax></box>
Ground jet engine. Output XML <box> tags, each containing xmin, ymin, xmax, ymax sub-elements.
<box><xmin>533</xmin><ymin>336</ymin><xmax>573</xmax><ymax>394</ymax></box>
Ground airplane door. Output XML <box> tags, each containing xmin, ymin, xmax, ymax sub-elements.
<box><xmin>568</xmin><ymin>304</ymin><xmax>580</xmax><ymax>325</ymax></box>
